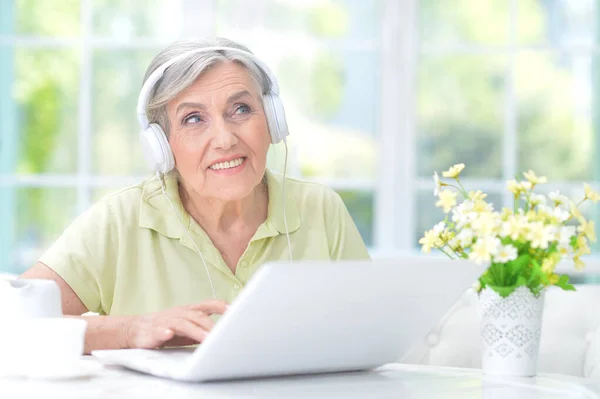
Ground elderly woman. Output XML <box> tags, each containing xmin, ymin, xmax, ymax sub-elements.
<box><xmin>20</xmin><ymin>38</ymin><xmax>369</xmax><ymax>353</ymax></box>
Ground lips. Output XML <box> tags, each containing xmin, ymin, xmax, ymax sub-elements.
<box><xmin>208</xmin><ymin>157</ymin><xmax>246</xmax><ymax>171</ymax></box>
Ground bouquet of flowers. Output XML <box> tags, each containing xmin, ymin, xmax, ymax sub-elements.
<box><xmin>420</xmin><ymin>163</ymin><xmax>599</xmax><ymax>297</ymax></box>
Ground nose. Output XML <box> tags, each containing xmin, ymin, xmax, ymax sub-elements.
<box><xmin>212</xmin><ymin>117</ymin><xmax>238</xmax><ymax>151</ymax></box>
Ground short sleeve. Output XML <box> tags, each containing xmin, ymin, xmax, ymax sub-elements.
<box><xmin>38</xmin><ymin>201</ymin><xmax>117</xmax><ymax>314</ymax></box>
<box><xmin>326</xmin><ymin>191</ymin><xmax>371</xmax><ymax>260</ymax></box>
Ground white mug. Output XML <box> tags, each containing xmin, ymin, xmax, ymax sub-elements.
<box><xmin>8</xmin><ymin>318</ymin><xmax>88</xmax><ymax>377</ymax></box>
<box><xmin>0</xmin><ymin>278</ymin><xmax>62</xmax><ymax>319</ymax></box>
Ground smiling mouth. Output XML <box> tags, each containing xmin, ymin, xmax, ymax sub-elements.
<box><xmin>208</xmin><ymin>157</ymin><xmax>246</xmax><ymax>171</ymax></box>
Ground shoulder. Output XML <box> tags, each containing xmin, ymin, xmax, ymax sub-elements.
<box><xmin>268</xmin><ymin>169</ymin><xmax>346</xmax><ymax>219</ymax></box>
<box><xmin>81</xmin><ymin>175</ymin><xmax>158</xmax><ymax>224</ymax></box>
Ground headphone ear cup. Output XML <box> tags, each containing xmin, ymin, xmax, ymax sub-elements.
<box><xmin>139</xmin><ymin>123</ymin><xmax>175</xmax><ymax>173</ymax></box>
<box><xmin>263</xmin><ymin>94</ymin><xmax>289</xmax><ymax>144</ymax></box>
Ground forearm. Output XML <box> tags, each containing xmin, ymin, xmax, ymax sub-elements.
<box><xmin>67</xmin><ymin>315</ymin><xmax>134</xmax><ymax>354</ymax></box>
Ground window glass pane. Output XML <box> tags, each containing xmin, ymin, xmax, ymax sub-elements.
<box><xmin>279</xmin><ymin>49</ymin><xmax>378</xmax><ymax>179</ymax></box>
<box><xmin>419</xmin><ymin>0</ymin><xmax>509</xmax><ymax>46</ymax></box>
<box><xmin>92</xmin><ymin>0</ymin><xmax>184</xmax><ymax>39</ymax></box>
<box><xmin>417</xmin><ymin>55</ymin><xmax>506</xmax><ymax>179</ymax></box>
<box><xmin>5</xmin><ymin>48</ymin><xmax>79</xmax><ymax>174</ymax></box>
<box><xmin>517</xmin><ymin>0</ymin><xmax>598</xmax><ymax>45</ymax></box>
<box><xmin>92</xmin><ymin>49</ymin><xmax>156</xmax><ymax>175</ymax></box>
<box><xmin>414</xmin><ymin>189</ymin><xmax>504</xmax><ymax>250</ymax></box>
<box><xmin>3</xmin><ymin>187</ymin><xmax>77</xmax><ymax>273</ymax></box>
<box><xmin>516</xmin><ymin>52</ymin><xmax>599</xmax><ymax>181</ymax></box>
<box><xmin>12</xmin><ymin>0</ymin><xmax>80</xmax><ymax>36</ymax></box>
<box><xmin>337</xmin><ymin>190</ymin><xmax>373</xmax><ymax>247</ymax></box>
<box><xmin>216</xmin><ymin>0</ymin><xmax>381</xmax><ymax>42</ymax></box>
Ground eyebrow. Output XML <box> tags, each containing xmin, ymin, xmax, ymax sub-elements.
<box><xmin>175</xmin><ymin>90</ymin><xmax>253</xmax><ymax>115</ymax></box>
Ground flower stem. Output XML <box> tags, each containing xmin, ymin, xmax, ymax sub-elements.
<box><xmin>436</xmin><ymin>245</ymin><xmax>455</xmax><ymax>260</ymax></box>
<box><xmin>455</xmin><ymin>178</ymin><xmax>469</xmax><ymax>198</ymax></box>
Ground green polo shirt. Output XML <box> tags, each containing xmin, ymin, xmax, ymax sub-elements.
<box><xmin>39</xmin><ymin>169</ymin><xmax>370</xmax><ymax>316</ymax></box>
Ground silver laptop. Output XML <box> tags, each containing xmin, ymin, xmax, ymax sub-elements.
<box><xmin>92</xmin><ymin>257</ymin><xmax>483</xmax><ymax>382</ymax></box>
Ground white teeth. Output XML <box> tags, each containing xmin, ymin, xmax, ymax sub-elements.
<box><xmin>210</xmin><ymin>157</ymin><xmax>244</xmax><ymax>170</ymax></box>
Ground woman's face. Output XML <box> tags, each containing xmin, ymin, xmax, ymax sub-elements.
<box><xmin>166</xmin><ymin>61</ymin><xmax>271</xmax><ymax>201</ymax></box>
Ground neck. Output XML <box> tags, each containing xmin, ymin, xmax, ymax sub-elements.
<box><xmin>178</xmin><ymin>179</ymin><xmax>268</xmax><ymax>234</ymax></box>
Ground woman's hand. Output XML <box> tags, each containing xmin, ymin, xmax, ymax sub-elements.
<box><xmin>125</xmin><ymin>300</ymin><xmax>229</xmax><ymax>349</ymax></box>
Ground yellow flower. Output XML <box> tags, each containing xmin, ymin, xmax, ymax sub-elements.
<box><xmin>507</xmin><ymin>180</ymin><xmax>533</xmax><ymax>196</ymax></box>
<box><xmin>442</xmin><ymin>163</ymin><xmax>466</xmax><ymax>178</ymax></box>
<box><xmin>436</xmin><ymin>190</ymin><xmax>458</xmax><ymax>213</ymax></box>
<box><xmin>584</xmin><ymin>183</ymin><xmax>600</xmax><ymax>203</ymax></box>
<box><xmin>575</xmin><ymin>234</ymin><xmax>592</xmax><ymax>257</ymax></box>
<box><xmin>471</xmin><ymin>212</ymin><xmax>499</xmax><ymax>236</ymax></box>
<box><xmin>507</xmin><ymin>180</ymin><xmax>520</xmax><ymax>195</ymax></box>
<box><xmin>541</xmin><ymin>253</ymin><xmax>560</xmax><ymax>274</ymax></box>
<box><xmin>419</xmin><ymin>229</ymin><xmax>443</xmax><ymax>253</ymax></box>
<box><xmin>569</xmin><ymin>201</ymin><xmax>585</xmax><ymax>223</ymax></box>
<box><xmin>527</xmin><ymin>222</ymin><xmax>552</xmax><ymax>249</ymax></box>
<box><xmin>574</xmin><ymin>257</ymin><xmax>585</xmax><ymax>271</ymax></box>
<box><xmin>468</xmin><ymin>190</ymin><xmax>488</xmax><ymax>201</ymax></box>
<box><xmin>523</xmin><ymin>170</ymin><xmax>547</xmax><ymax>185</ymax></box>
<box><xmin>549</xmin><ymin>274</ymin><xmax>560</xmax><ymax>285</ymax></box>
<box><xmin>472</xmin><ymin>199</ymin><xmax>492</xmax><ymax>213</ymax></box>
<box><xmin>501</xmin><ymin>215</ymin><xmax>526</xmax><ymax>241</ymax></box>
<box><xmin>578</xmin><ymin>220</ymin><xmax>597</xmax><ymax>242</ymax></box>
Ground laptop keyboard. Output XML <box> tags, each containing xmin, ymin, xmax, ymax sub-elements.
<box><xmin>102</xmin><ymin>348</ymin><xmax>194</xmax><ymax>377</ymax></box>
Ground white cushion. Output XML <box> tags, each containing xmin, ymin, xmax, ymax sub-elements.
<box><xmin>402</xmin><ymin>285</ymin><xmax>600</xmax><ymax>378</ymax></box>
<box><xmin>0</xmin><ymin>273</ymin><xmax>17</xmax><ymax>280</ymax></box>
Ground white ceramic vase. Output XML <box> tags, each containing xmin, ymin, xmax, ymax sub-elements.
<box><xmin>479</xmin><ymin>286</ymin><xmax>545</xmax><ymax>377</ymax></box>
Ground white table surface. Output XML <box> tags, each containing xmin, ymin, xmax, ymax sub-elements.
<box><xmin>1</xmin><ymin>359</ymin><xmax>599</xmax><ymax>399</ymax></box>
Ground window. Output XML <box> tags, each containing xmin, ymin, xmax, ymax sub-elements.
<box><xmin>413</xmin><ymin>0</ymin><xmax>600</xmax><ymax>278</ymax></box>
<box><xmin>0</xmin><ymin>0</ymin><xmax>380</xmax><ymax>273</ymax></box>
<box><xmin>1</xmin><ymin>0</ymin><xmax>598</xmax><ymax>276</ymax></box>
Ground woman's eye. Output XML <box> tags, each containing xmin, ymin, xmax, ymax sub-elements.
<box><xmin>183</xmin><ymin>114</ymin><xmax>203</xmax><ymax>124</ymax></box>
<box><xmin>234</xmin><ymin>104</ymin><xmax>251</xmax><ymax>115</ymax></box>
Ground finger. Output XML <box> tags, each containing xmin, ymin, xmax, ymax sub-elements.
<box><xmin>168</xmin><ymin>319</ymin><xmax>209</xmax><ymax>343</ymax></box>
<box><xmin>161</xmin><ymin>335</ymin><xmax>199</xmax><ymax>348</ymax></box>
<box><xmin>184</xmin><ymin>309</ymin><xmax>216</xmax><ymax>332</ymax></box>
<box><xmin>187</xmin><ymin>300</ymin><xmax>229</xmax><ymax>315</ymax></box>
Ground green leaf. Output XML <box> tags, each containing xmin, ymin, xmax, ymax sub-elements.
<box><xmin>555</xmin><ymin>274</ymin><xmax>576</xmax><ymax>291</ymax></box>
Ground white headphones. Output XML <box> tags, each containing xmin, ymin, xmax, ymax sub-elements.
<box><xmin>136</xmin><ymin>46</ymin><xmax>290</xmax><ymax>173</ymax></box>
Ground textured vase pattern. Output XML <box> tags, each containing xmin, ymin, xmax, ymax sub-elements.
<box><xmin>479</xmin><ymin>286</ymin><xmax>545</xmax><ymax>376</ymax></box>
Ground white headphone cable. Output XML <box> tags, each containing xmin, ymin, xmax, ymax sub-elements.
<box><xmin>156</xmin><ymin>172</ymin><xmax>218</xmax><ymax>300</ymax></box>
<box><xmin>282</xmin><ymin>140</ymin><xmax>293</xmax><ymax>262</ymax></box>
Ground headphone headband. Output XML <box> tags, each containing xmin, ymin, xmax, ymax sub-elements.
<box><xmin>136</xmin><ymin>46</ymin><xmax>280</xmax><ymax>129</ymax></box>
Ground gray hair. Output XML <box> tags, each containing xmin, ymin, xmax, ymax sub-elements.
<box><xmin>143</xmin><ymin>38</ymin><xmax>272</xmax><ymax>136</ymax></box>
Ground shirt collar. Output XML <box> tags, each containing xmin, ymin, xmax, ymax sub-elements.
<box><xmin>139</xmin><ymin>169</ymin><xmax>300</xmax><ymax>240</ymax></box>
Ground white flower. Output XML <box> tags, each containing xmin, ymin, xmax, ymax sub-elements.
<box><xmin>433</xmin><ymin>222</ymin><xmax>446</xmax><ymax>235</ymax></box>
<box><xmin>436</xmin><ymin>190</ymin><xmax>458</xmax><ymax>213</ymax></box>
<box><xmin>433</xmin><ymin>172</ymin><xmax>442</xmax><ymax>196</ymax></box>
<box><xmin>558</xmin><ymin>241</ymin><xmax>574</xmax><ymax>257</ymax></box>
<box><xmin>468</xmin><ymin>236</ymin><xmax>501</xmax><ymax>265</ymax></box>
<box><xmin>551</xmin><ymin>206</ymin><xmax>570</xmax><ymax>223</ymax></box>
<box><xmin>549</xmin><ymin>191</ymin><xmax>569</xmax><ymax>206</ymax></box>
<box><xmin>456</xmin><ymin>228</ymin><xmax>474</xmax><ymax>248</ymax></box>
<box><xmin>529</xmin><ymin>194</ymin><xmax>547</xmax><ymax>206</ymax></box>
<box><xmin>527</xmin><ymin>222</ymin><xmax>553</xmax><ymax>249</ymax></box>
<box><xmin>494</xmin><ymin>244</ymin><xmax>518</xmax><ymax>263</ymax></box>
<box><xmin>470</xmin><ymin>212</ymin><xmax>500</xmax><ymax>236</ymax></box>
<box><xmin>559</xmin><ymin>226</ymin><xmax>577</xmax><ymax>246</ymax></box>
<box><xmin>500</xmin><ymin>214</ymin><xmax>528</xmax><ymax>240</ymax></box>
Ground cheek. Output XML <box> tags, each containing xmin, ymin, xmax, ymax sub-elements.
<box><xmin>169</xmin><ymin>135</ymin><xmax>208</xmax><ymax>169</ymax></box>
